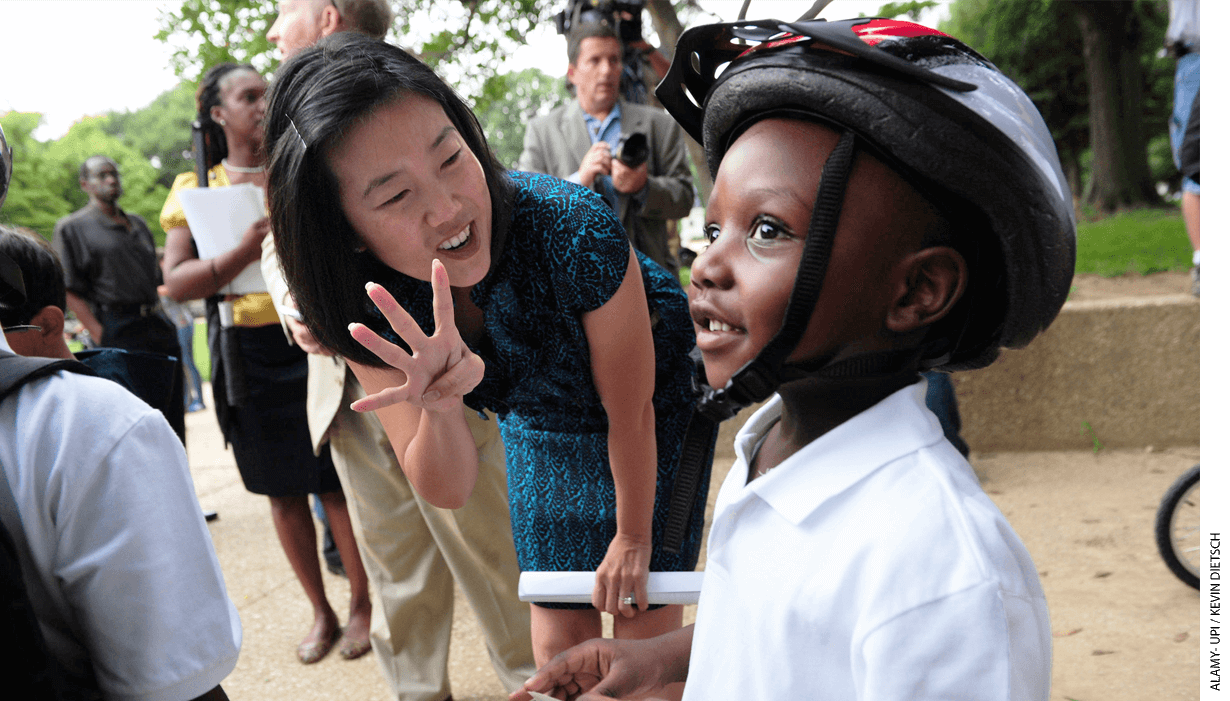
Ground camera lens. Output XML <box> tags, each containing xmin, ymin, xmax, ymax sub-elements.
<box><xmin>615</xmin><ymin>132</ymin><xmax>649</xmax><ymax>168</ymax></box>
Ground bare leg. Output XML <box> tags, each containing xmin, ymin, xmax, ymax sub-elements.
<box><xmin>319</xmin><ymin>489</ymin><xmax>373</xmax><ymax>659</ymax></box>
<box><xmin>530</xmin><ymin>605</ymin><xmax>603</xmax><ymax>667</ymax></box>
<box><xmin>613</xmin><ymin>605</ymin><xmax>686</xmax><ymax>701</ymax></box>
<box><xmin>268</xmin><ymin>494</ymin><xmax>339</xmax><ymax>662</ymax></box>
<box><xmin>1183</xmin><ymin>191</ymin><xmax>1200</xmax><ymax>252</ymax></box>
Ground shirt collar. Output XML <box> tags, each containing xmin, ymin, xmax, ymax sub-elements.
<box><xmin>582</xmin><ymin>102</ymin><xmax>622</xmax><ymax>143</ymax></box>
<box><xmin>734</xmin><ymin>379</ymin><xmax>945</xmax><ymax>525</ymax></box>
<box><xmin>85</xmin><ymin>202</ymin><xmax>129</xmax><ymax>229</ymax></box>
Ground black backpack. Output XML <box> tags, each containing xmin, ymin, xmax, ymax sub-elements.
<box><xmin>0</xmin><ymin>350</ymin><xmax>101</xmax><ymax>700</ymax></box>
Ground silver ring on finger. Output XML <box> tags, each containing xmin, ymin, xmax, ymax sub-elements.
<box><xmin>620</xmin><ymin>594</ymin><xmax>636</xmax><ymax>606</ymax></box>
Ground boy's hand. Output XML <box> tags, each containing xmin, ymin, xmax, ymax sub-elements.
<box><xmin>348</xmin><ymin>260</ymin><xmax>484</xmax><ymax>414</ymax></box>
<box><xmin>510</xmin><ymin>637</ymin><xmax>673</xmax><ymax>701</ymax></box>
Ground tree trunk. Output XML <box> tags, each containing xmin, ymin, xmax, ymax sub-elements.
<box><xmin>646</xmin><ymin>0</ymin><xmax>711</xmax><ymax>205</ymax></box>
<box><xmin>1071</xmin><ymin>0</ymin><xmax>1161</xmax><ymax>212</ymax></box>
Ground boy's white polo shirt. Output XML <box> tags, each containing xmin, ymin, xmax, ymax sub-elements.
<box><xmin>683</xmin><ymin>380</ymin><xmax>1051</xmax><ymax>700</ymax></box>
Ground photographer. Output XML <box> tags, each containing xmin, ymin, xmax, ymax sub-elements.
<box><xmin>519</xmin><ymin>19</ymin><xmax>693</xmax><ymax>276</ymax></box>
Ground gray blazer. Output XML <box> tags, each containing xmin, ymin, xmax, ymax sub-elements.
<box><xmin>519</xmin><ymin>99</ymin><xmax>694</xmax><ymax>273</ymax></box>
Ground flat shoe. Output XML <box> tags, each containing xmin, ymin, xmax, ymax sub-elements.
<box><xmin>297</xmin><ymin>626</ymin><xmax>341</xmax><ymax>664</ymax></box>
<box><xmin>338</xmin><ymin>625</ymin><xmax>372</xmax><ymax>660</ymax></box>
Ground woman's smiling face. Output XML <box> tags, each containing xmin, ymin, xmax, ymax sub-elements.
<box><xmin>328</xmin><ymin>91</ymin><xmax>492</xmax><ymax>287</ymax></box>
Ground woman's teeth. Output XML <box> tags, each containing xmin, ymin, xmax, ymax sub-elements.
<box><xmin>709</xmin><ymin>319</ymin><xmax>735</xmax><ymax>332</ymax></box>
<box><xmin>440</xmin><ymin>226</ymin><xmax>471</xmax><ymax>251</ymax></box>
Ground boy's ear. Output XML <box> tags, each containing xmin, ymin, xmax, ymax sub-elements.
<box><xmin>32</xmin><ymin>305</ymin><xmax>66</xmax><ymax>340</ymax></box>
<box><xmin>885</xmin><ymin>246</ymin><xmax>967</xmax><ymax>334</ymax></box>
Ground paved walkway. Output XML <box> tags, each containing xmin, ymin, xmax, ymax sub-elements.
<box><xmin>186</xmin><ymin>384</ymin><xmax>1199</xmax><ymax>701</ymax></box>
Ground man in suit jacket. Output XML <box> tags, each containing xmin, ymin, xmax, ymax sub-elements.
<box><xmin>520</xmin><ymin>21</ymin><xmax>694</xmax><ymax>275</ymax></box>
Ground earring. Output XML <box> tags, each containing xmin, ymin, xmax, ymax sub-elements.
<box><xmin>219</xmin><ymin>118</ymin><xmax>227</xmax><ymax>126</ymax></box>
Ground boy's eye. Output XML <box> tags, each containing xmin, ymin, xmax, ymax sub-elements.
<box><xmin>749</xmin><ymin>216</ymin><xmax>791</xmax><ymax>241</ymax></box>
<box><xmin>702</xmin><ymin>224</ymin><xmax>721</xmax><ymax>244</ymax></box>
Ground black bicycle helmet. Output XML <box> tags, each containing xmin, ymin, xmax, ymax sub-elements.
<box><xmin>0</xmin><ymin>122</ymin><xmax>11</xmax><ymax>211</ymax></box>
<box><xmin>657</xmin><ymin>16</ymin><xmax>1076</xmax><ymax>415</ymax></box>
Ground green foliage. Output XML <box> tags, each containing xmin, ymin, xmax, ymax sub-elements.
<box><xmin>98</xmin><ymin>83</ymin><xmax>199</xmax><ymax>190</ymax></box>
<box><xmin>1080</xmin><ymin>421</ymin><xmax>1104</xmax><ymax>453</ymax></box>
<box><xmin>1074</xmin><ymin>207</ymin><xmax>1191</xmax><ymax>277</ymax></box>
<box><xmin>473</xmin><ymin>68</ymin><xmax>570</xmax><ymax>166</ymax></box>
<box><xmin>941</xmin><ymin>0</ymin><xmax>1171</xmax><ymax>200</ymax></box>
<box><xmin>874</xmin><ymin>1</ymin><xmax>940</xmax><ymax>20</ymax></box>
<box><xmin>155</xmin><ymin>0</ymin><xmax>280</xmax><ymax>81</ymax></box>
<box><xmin>0</xmin><ymin>112</ymin><xmax>170</xmax><ymax>245</ymax></box>
<box><xmin>155</xmin><ymin>0</ymin><xmax>556</xmax><ymax>99</ymax></box>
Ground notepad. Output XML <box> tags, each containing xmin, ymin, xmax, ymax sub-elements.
<box><xmin>518</xmin><ymin>571</ymin><xmax>704</xmax><ymax>605</ymax></box>
<box><xmin>177</xmin><ymin>183</ymin><xmax>267</xmax><ymax>296</ymax></box>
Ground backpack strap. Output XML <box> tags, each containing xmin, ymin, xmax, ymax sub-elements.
<box><xmin>0</xmin><ymin>350</ymin><xmax>96</xmax><ymax>402</ymax></box>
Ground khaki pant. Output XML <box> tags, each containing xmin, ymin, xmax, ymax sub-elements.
<box><xmin>329</xmin><ymin>370</ymin><xmax>534</xmax><ymax>701</ymax></box>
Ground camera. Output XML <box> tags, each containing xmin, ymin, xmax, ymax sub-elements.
<box><xmin>613</xmin><ymin>132</ymin><xmax>649</xmax><ymax>169</ymax></box>
<box><xmin>554</xmin><ymin>0</ymin><xmax>645</xmax><ymax>45</ymax></box>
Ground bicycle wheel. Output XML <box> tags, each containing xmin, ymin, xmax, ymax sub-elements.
<box><xmin>1155</xmin><ymin>464</ymin><xmax>1200</xmax><ymax>589</ymax></box>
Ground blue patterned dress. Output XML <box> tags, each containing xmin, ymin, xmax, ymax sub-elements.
<box><xmin>362</xmin><ymin>172</ymin><xmax>713</xmax><ymax>604</ymax></box>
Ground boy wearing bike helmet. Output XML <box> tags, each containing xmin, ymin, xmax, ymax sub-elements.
<box><xmin>514</xmin><ymin>17</ymin><xmax>1074</xmax><ymax>701</ymax></box>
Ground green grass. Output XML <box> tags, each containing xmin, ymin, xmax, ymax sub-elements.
<box><xmin>678</xmin><ymin>207</ymin><xmax>1191</xmax><ymax>285</ymax></box>
<box><xmin>1074</xmin><ymin>207</ymin><xmax>1192</xmax><ymax>277</ymax></box>
<box><xmin>192</xmin><ymin>319</ymin><xmax>210</xmax><ymax>381</ymax></box>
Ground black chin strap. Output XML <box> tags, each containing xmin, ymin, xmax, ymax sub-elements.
<box><xmin>663</xmin><ymin>129</ymin><xmax>859</xmax><ymax>553</ymax></box>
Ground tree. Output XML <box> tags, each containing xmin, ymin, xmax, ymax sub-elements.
<box><xmin>155</xmin><ymin>0</ymin><xmax>713</xmax><ymax>194</ymax></box>
<box><xmin>98</xmin><ymin>82</ymin><xmax>199</xmax><ymax>190</ymax></box>
<box><xmin>473</xmin><ymin>68</ymin><xmax>571</xmax><ymax>167</ymax></box>
<box><xmin>0</xmin><ymin>112</ymin><xmax>171</xmax><ymax>245</ymax></box>
<box><xmin>0</xmin><ymin>113</ymin><xmax>68</xmax><ymax>238</ymax></box>
<box><xmin>155</xmin><ymin>0</ymin><xmax>280</xmax><ymax>80</ymax></box>
<box><xmin>1069</xmin><ymin>0</ymin><xmax>1164</xmax><ymax>211</ymax></box>
<box><xmin>943</xmin><ymin>0</ymin><xmax>1170</xmax><ymax>213</ymax></box>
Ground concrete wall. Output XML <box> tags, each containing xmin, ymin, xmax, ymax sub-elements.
<box><xmin>712</xmin><ymin>294</ymin><xmax>1199</xmax><ymax>457</ymax></box>
<box><xmin>953</xmin><ymin>294</ymin><xmax>1199</xmax><ymax>452</ymax></box>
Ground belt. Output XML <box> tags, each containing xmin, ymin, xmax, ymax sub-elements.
<box><xmin>98</xmin><ymin>302</ymin><xmax>161</xmax><ymax>317</ymax></box>
<box><xmin>1171</xmin><ymin>40</ymin><xmax>1199</xmax><ymax>58</ymax></box>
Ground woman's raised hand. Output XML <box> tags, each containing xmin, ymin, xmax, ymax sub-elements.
<box><xmin>348</xmin><ymin>259</ymin><xmax>484</xmax><ymax>414</ymax></box>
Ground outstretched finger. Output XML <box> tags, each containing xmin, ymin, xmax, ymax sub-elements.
<box><xmin>429</xmin><ymin>259</ymin><xmax>458</xmax><ymax>337</ymax></box>
<box><xmin>366</xmin><ymin>281</ymin><xmax>430</xmax><ymax>350</ymax></box>
<box><xmin>349</xmin><ymin>321</ymin><xmax>416</xmax><ymax>371</ymax></box>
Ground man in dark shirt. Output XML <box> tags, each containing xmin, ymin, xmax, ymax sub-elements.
<box><xmin>52</xmin><ymin>155</ymin><xmax>185</xmax><ymax>441</ymax></box>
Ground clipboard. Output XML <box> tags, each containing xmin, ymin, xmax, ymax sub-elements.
<box><xmin>177</xmin><ymin>183</ymin><xmax>268</xmax><ymax>296</ymax></box>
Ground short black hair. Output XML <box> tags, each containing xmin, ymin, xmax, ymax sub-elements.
<box><xmin>78</xmin><ymin>155</ymin><xmax>117</xmax><ymax>182</ymax></box>
<box><xmin>567</xmin><ymin>21</ymin><xmax>619</xmax><ymax>65</ymax></box>
<box><xmin>264</xmin><ymin>32</ymin><xmax>511</xmax><ymax>366</ymax></box>
<box><xmin>0</xmin><ymin>225</ymin><xmax>66</xmax><ymax>328</ymax></box>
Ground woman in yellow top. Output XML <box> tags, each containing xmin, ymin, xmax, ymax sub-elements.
<box><xmin>160</xmin><ymin>62</ymin><xmax>371</xmax><ymax>665</ymax></box>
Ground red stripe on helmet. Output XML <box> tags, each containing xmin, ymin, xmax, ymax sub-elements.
<box><xmin>853</xmin><ymin>18</ymin><xmax>952</xmax><ymax>46</ymax></box>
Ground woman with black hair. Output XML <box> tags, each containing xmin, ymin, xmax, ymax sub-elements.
<box><xmin>264</xmin><ymin>33</ymin><xmax>713</xmax><ymax>673</ymax></box>
<box><xmin>160</xmin><ymin>62</ymin><xmax>372</xmax><ymax>665</ymax></box>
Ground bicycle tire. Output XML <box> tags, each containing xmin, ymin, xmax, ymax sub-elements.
<box><xmin>1155</xmin><ymin>464</ymin><xmax>1200</xmax><ymax>589</ymax></box>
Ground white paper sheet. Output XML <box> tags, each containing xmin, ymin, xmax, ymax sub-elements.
<box><xmin>518</xmin><ymin>571</ymin><xmax>704</xmax><ymax>605</ymax></box>
<box><xmin>177</xmin><ymin>183</ymin><xmax>267</xmax><ymax>296</ymax></box>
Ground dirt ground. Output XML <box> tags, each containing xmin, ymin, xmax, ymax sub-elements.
<box><xmin>199</xmin><ymin>270</ymin><xmax>1199</xmax><ymax>701</ymax></box>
